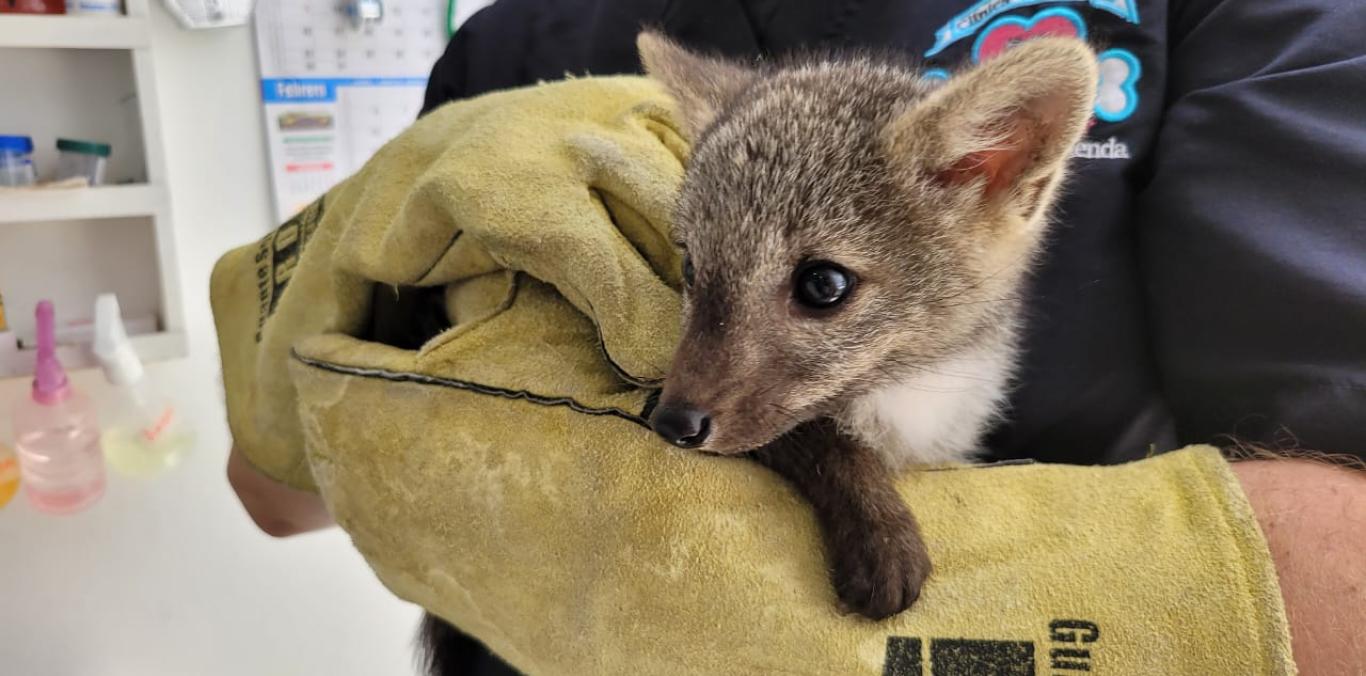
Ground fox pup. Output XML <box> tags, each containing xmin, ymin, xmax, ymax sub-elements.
<box><xmin>639</xmin><ymin>33</ymin><xmax>1098</xmax><ymax>619</ymax></box>
<box><xmin>420</xmin><ymin>34</ymin><xmax>1098</xmax><ymax>676</ymax></box>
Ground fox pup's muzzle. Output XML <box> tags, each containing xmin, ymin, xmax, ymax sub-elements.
<box><xmin>650</xmin><ymin>404</ymin><xmax>712</xmax><ymax>448</ymax></box>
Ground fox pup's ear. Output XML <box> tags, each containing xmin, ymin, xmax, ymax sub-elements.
<box><xmin>888</xmin><ymin>38</ymin><xmax>1097</xmax><ymax>221</ymax></box>
<box><xmin>637</xmin><ymin>31</ymin><xmax>755</xmax><ymax>139</ymax></box>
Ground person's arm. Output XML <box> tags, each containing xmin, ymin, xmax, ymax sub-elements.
<box><xmin>226</xmin><ymin>445</ymin><xmax>333</xmax><ymax>537</ymax></box>
<box><xmin>1231</xmin><ymin>458</ymin><xmax>1366</xmax><ymax>674</ymax></box>
<box><xmin>1138</xmin><ymin>0</ymin><xmax>1366</xmax><ymax>452</ymax></box>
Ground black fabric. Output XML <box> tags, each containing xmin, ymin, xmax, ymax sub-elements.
<box><xmin>1137</xmin><ymin>0</ymin><xmax>1366</xmax><ymax>454</ymax></box>
<box><xmin>415</xmin><ymin>1</ymin><xmax>1365</xmax><ymax>672</ymax></box>
<box><xmin>420</xmin><ymin>612</ymin><xmax>521</xmax><ymax>676</ymax></box>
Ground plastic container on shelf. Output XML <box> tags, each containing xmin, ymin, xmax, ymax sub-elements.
<box><xmin>64</xmin><ymin>0</ymin><xmax>120</xmax><ymax>15</ymax></box>
<box><xmin>55</xmin><ymin>138</ymin><xmax>111</xmax><ymax>186</ymax></box>
<box><xmin>0</xmin><ymin>135</ymin><xmax>37</xmax><ymax>187</ymax></box>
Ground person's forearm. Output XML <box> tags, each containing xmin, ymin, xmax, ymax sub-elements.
<box><xmin>226</xmin><ymin>445</ymin><xmax>334</xmax><ymax>537</ymax></box>
<box><xmin>1232</xmin><ymin>459</ymin><xmax>1366</xmax><ymax>674</ymax></box>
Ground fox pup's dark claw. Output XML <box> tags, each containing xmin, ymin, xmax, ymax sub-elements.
<box><xmin>830</xmin><ymin>520</ymin><xmax>931</xmax><ymax>620</ymax></box>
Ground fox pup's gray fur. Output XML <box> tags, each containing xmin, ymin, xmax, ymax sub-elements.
<box><xmin>640</xmin><ymin>33</ymin><xmax>1098</xmax><ymax>619</ymax></box>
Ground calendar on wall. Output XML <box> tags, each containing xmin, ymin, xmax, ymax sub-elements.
<box><xmin>253</xmin><ymin>0</ymin><xmax>492</xmax><ymax>221</ymax></box>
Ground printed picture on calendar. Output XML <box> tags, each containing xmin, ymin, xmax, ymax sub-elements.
<box><xmin>277</xmin><ymin>111</ymin><xmax>335</xmax><ymax>131</ymax></box>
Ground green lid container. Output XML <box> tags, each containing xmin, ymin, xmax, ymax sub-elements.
<box><xmin>56</xmin><ymin>138</ymin><xmax>112</xmax><ymax>157</ymax></box>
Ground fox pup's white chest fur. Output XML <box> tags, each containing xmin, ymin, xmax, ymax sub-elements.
<box><xmin>842</xmin><ymin>337</ymin><xmax>1014</xmax><ymax>470</ymax></box>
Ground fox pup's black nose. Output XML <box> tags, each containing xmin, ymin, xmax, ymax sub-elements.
<box><xmin>650</xmin><ymin>405</ymin><xmax>712</xmax><ymax>448</ymax></box>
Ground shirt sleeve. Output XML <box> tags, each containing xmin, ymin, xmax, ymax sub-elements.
<box><xmin>1138</xmin><ymin>0</ymin><xmax>1366</xmax><ymax>455</ymax></box>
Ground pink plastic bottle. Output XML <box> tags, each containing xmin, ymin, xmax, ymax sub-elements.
<box><xmin>12</xmin><ymin>301</ymin><xmax>105</xmax><ymax>514</ymax></box>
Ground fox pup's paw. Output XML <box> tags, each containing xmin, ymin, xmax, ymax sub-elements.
<box><xmin>830</xmin><ymin>521</ymin><xmax>931</xmax><ymax>621</ymax></box>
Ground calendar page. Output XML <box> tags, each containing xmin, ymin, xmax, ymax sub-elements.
<box><xmin>253</xmin><ymin>0</ymin><xmax>490</xmax><ymax>221</ymax></box>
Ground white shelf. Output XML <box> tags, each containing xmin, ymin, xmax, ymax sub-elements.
<box><xmin>0</xmin><ymin>331</ymin><xmax>185</xmax><ymax>379</ymax></box>
<box><xmin>0</xmin><ymin>184</ymin><xmax>167</xmax><ymax>224</ymax></box>
<box><xmin>0</xmin><ymin>0</ymin><xmax>188</xmax><ymax>377</ymax></box>
<box><xmin>0</xmin><ymin>14</ymin><xmax>150</xmax><ymax>49</ymax></box>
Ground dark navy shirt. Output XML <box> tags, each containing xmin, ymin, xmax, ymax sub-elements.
<box><xmin>422</xmin><ymin>0</ymin><xmax>1366</xmax><ymax>465</ymax></box>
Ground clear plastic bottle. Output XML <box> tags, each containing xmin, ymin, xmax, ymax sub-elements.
<box><xmin>12</xmin><ymin>301</ymin><xmax>105</xmax><ymax>514</ymax></box>
<box><xmin>93</xmin><ymin>294</ymin><xmax>192</xmax><ymax>477</ymax></box>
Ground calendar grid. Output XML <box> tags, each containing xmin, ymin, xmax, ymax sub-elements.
<box><xmin>253</xmin><ymin>0</ymin><xmax>447</xmax><ymax>221</ymax></box>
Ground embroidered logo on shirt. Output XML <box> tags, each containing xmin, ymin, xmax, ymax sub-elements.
<box><xmin>971</xmin><ymin>6</ymin><xmax>1088</xmax><ymax>63</ymax></box>
<box><xmin>922</xmin><ymin>68</ymin><xmax>952</xmax><ymax>86</ymax></box>
<box><xmin>929</xmin><ymin>6</ymin><xmax>1143</xmax><ymax>128</ymax></box>
<box><xmin>925</xmin><ymin>0</ymin><xmax>1138</xmax><ymax>57</ymax></box>
<box><xmin>1073</xmin><ymin>136</ymin><xmax>1132</xmax><ymax>159</ymax></box>
<box><xmin>1095</xmin><ymin>48</ymin><xmax>1141</xmax><ymax>122</ymax></box>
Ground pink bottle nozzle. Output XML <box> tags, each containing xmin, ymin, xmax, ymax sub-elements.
<box><xmin>32</xmin><ymin>300</ymin><xmax>70</xmax><ymax>405</ymax></box>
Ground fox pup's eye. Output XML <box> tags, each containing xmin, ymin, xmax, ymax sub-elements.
<box><xmin>682</xmin><ymin>254</ymin><xmax>696</xmax><ymax>288</ymax></box>
<box><xmin>794</xmin><ymin>263</ymin><xmax>854</xmax><ymax>310</ymax></box>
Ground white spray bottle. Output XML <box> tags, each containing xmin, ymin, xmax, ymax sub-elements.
<box><xmin>93</xmin><ymin>294</ymin><xmax>193</xmax><ymax>477</ymax></box>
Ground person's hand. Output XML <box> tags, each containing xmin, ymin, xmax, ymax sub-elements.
<box><xmin>1232</xmin><ymin>458</ymin><xmax>1366</xmax><ymax>674</ymax></box>
<box><xmin>226</xmin><ymin>445</ymin><xmax>334</xmax><ymax>537</ymax></box>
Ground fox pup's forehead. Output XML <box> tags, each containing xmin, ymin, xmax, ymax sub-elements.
<box><xmin>676</xmin><ymin>138</ymin><xmax>899</xmax><ymax>254</ymax></box>
<box><xmin>675</xmin><ymin>78</ymin><xmax>926</xmax><ymax>241</ymax></box>
<box><xmin>703</xmin><ymin>83</ymin><xmax>890</xmax><ymax>156</ymax></box>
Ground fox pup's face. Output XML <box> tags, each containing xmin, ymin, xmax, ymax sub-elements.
<box><xmin>638</xmin><ymin>34</ymin><xmax>1097</xmax><ymax>453</ymax></box>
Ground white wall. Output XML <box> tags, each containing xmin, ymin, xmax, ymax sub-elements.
<box><xmin>0</xmin><ymin>6</ymin><xmax>427</xmax><ymax>675</ymax></box>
